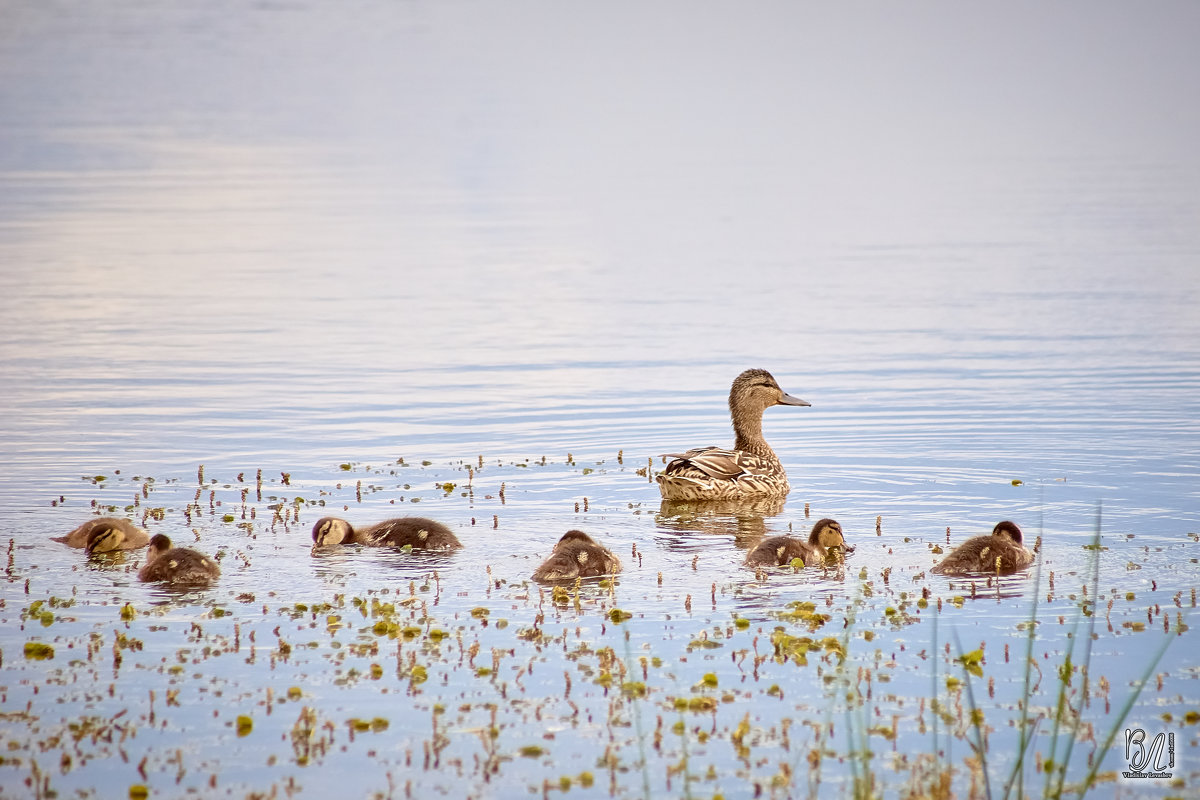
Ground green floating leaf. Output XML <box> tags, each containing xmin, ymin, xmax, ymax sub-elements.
<box><xmin>955</xmin><ymin>648</ymin><xmax>985</xmax><ymax>677</ymax></box>
<box><xmin>23</xmin><ymin>642</ymin><xmax>54</xmax><ymax>660</ymax></box>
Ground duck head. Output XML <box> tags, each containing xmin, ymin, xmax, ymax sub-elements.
<box><xmin>312</xmin><ymin>517</ymin><xmax>354</xmax><ymax>546</ymax></box>
<box><xmin>809</xmin><ymin>518</ymin><xmax>855</xmax><ymax>554</ymax></box>
<box><xmin>730</xmin><ymin>369</ymin><xmax>810</xmax><ymax>414</ymax></box>
<box><xmin>146</xmin><ymin>534</ymin><xmax>173</xmax><ymax>561</ymax></box>
<box><xmin>992</xmin><ymin>520</ymin><xmax>1023</xmax><ymax>545</ymax></box>
<box><xmin>85</xmin><ymin>522</ymin><xmax>126</xmax><ymax>555</ymax></box>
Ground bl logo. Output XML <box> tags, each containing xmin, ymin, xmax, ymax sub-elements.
<box><xmin>1123</xmin><ymin>727</ymin><xmax>1174</xmax><ymax>779</ymax></box>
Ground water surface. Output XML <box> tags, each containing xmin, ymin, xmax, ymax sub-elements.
<box><xmin>1</xmin><ymin>3</ymin><xmax>1199</xmax><ymax>798</ymax></box>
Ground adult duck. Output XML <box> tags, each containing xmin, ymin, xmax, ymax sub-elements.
<box><xmin>657</xmin><ymin>369</ymin><xmax>809</xmax><ymax>501</ymax></box>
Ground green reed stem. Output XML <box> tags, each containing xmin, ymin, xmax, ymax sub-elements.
<box><xmin>1048</xmin><ymin>505</ymin><xmax>1103</xmax><ymax>798</ymax></box>
<box><xmin>1077</xmin><ymin>622</ymin><xmax>1177</xmax><ymax>796</ymax></box>
<box><xmin>953</xmin><ymin>631</ymin><xmax>993</xmax><ymax>800</ymax></box>
<box><xmin>1002</xmin><ymin>503</ymin><xmax>1046</xmax><ymax>800</ymax></box>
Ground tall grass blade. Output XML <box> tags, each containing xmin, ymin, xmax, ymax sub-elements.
<box><xmin>1002</xmin><ymin>502</ymin><xmax>1046</xmax><ymax>800</ymax></box>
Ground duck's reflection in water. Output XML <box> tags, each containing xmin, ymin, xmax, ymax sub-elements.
<box><xmin>934</xmin><ymin>569</ymin><xmax>1037</xmax><ymax>602</ymax></box>
<box><xmin>655</xmin><ymin>495</ymin><xmax>787</xmax><ymax>549</ymax></box>
<box><xmin>309</xmin><ymin>544</ymin><xmax>458</xmax><ymax>600</ymax></box>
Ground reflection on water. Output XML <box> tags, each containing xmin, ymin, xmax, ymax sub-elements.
<box><xmin>655</xmin><ymin>496</ymin><xmax>787</xmax><ymax>548</ymax></box>
<box><xmin>1</xmin><ymin>1</ymin><xmax>1199</xmax><ymax>798</ymax></box>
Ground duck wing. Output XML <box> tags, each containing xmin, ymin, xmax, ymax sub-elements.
<box><xmin>662</xmin><ymin>447</ymin><xmax>767</xmax><ymax>481</ymax></box>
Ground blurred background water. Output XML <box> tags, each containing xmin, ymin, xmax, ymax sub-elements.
<box><xmin>1</xmin><ymin>2</ymin><xmax>1198</xmax><ymax>798</ymax></box>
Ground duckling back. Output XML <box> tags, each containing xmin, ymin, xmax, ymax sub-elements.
<box><xmin>137</xmin><ymin>534</ymin><xmax>220</xmax><ymax>585</ymax></box>
<box><xmin>532</xmin><ymin>530</ymin><xmax>622</xmax><ymax>582</ymax></box>
<box><xmin>362</xmin><ymin>517</ymin><xmax>462</xmax><ymax>550</ymax></box>
<box><xmin>932</xmin><ymin>521</ymin><xmax>1033</xmax><ymax>576</ymax></box>
<box><xmin>746</xmin><ymin>535</ymin><xmax>814</xmax><ymax>567</ymax></box>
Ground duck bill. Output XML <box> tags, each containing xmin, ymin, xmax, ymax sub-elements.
<box><xmin>777</xmin><ymin>392</ymin><xmax>811</xmax><ymax>407</ymax></box>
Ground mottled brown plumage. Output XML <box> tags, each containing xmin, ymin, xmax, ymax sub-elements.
<box><xmin>311</xmin><ymin>516</ymin><xmax>461</xmax><ymax>550</ymax></box>
<box><xmin>657</xmin><ymin>369</ymin><xmax>809</xmax><ymax>501</ymax></box>
<box><xmin>138</xmin><ymin>534</ymin><xmax>220</xmax><ymax>585</ymax></box>
<box><xmin>532</xmin><ymin>530</ymin><xmax>622</xmax><ymax>582</ymax></box>
<box><xmin>746</xmin><ymin>518</ymin><xmax>854</xmax><ymax>567</ymax></box>
<box><xmin>932</xmin><ymin>521</ymin><xmax>1034</xmax><ymax>576</ymax></box>
<box><xmin>52</xmin><ymin>517</ymin><xmax>149</xmax><ymax>553</ymax></box>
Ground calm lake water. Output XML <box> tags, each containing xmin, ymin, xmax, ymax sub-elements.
<box><xmin>2</xmin><ymin>3</ymin><xmax>1199</xmax><ymax>798</ymax></box>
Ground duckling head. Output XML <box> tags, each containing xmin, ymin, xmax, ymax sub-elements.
<box><xmin>312</xmin><ymin>517</ymin><xmax>354</xmax><ymax>546</ymax></box>
<box><xmin>809</xmin><ymin>518</ymin><xmax>854</xmax><ymax>554</ymax></box>
<box><xmin>146</xmin><ymin>534</ymin><xmax>173</xmax><ymax>560</ymax></box>
<box><xmin>992</xmin><ymin>520</ymin><xmax>1023</xmax><ymax>545</ymax></box>
<box><xmin>85</xmin><ymin>522</ymin><xmax>126</xmax><ymax>555</ymax></box>
<box><xmin>730</xmin><ymin>369</ymin><xmax>810</xmax><ymax>416</ymax></box>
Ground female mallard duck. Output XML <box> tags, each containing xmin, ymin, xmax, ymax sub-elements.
<box><xmin>311</xmin><ymin>516</ymin><xmax>462</xmax><ymax>550</ymax></box>
<box><xmin>52</xmin><ymin>517</ymin><xmax>150</xmax><ymax>553</ymax></box>
<box><xmin>138</xmin><ymin>534</ymin><xmax>220</xmax><ymax>584</ymax></box>
<box><xmin>932</xmin><ymin>521</ymin><xmax>1034</xmax><ymax>576</ymax></box>
<box><xmin>657</xmin><ymin>369</ymin><xmax>810</xmax><ymax>501</ymax></box>
<box><xmin>532</xmin><ymin>530</ymin><xmax>622</xmax><ymax>582</ymax></box>
<box><xmin>746</xmin><ymin>518</ymin><xmax>854</xmax><ymax>567</ymax></box>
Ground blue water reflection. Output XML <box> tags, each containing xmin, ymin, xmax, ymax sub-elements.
<box><xmin>2</xmin><ymin>2</ymin><xmax>1199</xmax><ymax>798</ymax></box>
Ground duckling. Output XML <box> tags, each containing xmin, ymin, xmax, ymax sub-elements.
<box><xmin>657</xmin><ymin>369</ymin><xmax>810</xmax><ymax>501</ymax></box>
<box><xmin>311</xmin><ymin>516</ymin><xmax>462</xmax><ymax>550</ymax></box>
<box><xmin>137</xmin><ymin>534</ymin><xmax>220</xmax><ymax>584</ymax></box>
<box><xmin>532</xmin><ymin>530</ymin><xmax>622</xmax><ymax>582</ymax></box>
<box><xmin>52</xmin><ymin>517</ymin><xmax>149</xmax><ymax>552</ymax></box>
<box><xmin>746</xmin><ymin>518</ymin><xmax>854</xmax><ymax>567</ymax></box>
<box><xmin>932</xmin><ymin>521</ymin><xmax>1034</xmax><ymax>576</ymax></box>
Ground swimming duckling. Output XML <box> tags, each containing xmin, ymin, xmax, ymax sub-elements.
<box><xmin>532</xmin><ymin>530</ymin><xmax>622</xmax><ymax>582</ymax></box>
<box><xmin>932</xmin><ymin>521</ymin><xmax>1034</xmax><ymax>576</ymax></box>
<box><xmin>311</xmin><ymin>516</ymin><xmax>462</xmax><ymax>550</ymax></box>
<box><xmin>137</xmin><ymin>534</ymin><xmax>220</xmax><ymax>584</ymax></box>
<box><xmin>745</xmin><ymin>518</ymin><xmax>854</xmax><ymax>567</ymax></box>
<box><xmin>52</xmin><ymin>517</ymin><xmax>150</xmax><ymax>552</ymax></box>
<box><xmin>657</xmin><ymin>369</ymin><xmax>810</xmax><ymax>501</ymax></box>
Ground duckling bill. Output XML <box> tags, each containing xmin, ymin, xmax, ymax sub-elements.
<box><xmin>931</xmin><ymin>521</ymin><xmax>1034</xmax><ymax>576</ymax></box>
<box><xmin>657</xmin><ymin>369</ymin><xmax>809</xmax><ymax>501</ymax></box>
<box><xmin>138</xmin><ymin>534</ymin><xmax>220</xmax><ymax>585</ymax></box>
<box><xmin>52</xmin><ymin>517</ymin><xmax>150</xmax><ymax>553</ymax></box>
<box><xmin>532</xmin><ymin>530</ymin><xmax>622</xmax><ymax>582</ymax></box>
<box><xmin>746</xmin><ymin>518</ymin><xmax>854</xmax><ymax>567</ymax></box>
<box><xmin>311</xmin><ymin>516</ymin><xmax>462</xmax><ymax>550</ymax></box>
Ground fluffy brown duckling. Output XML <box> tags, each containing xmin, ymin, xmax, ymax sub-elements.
<box><xmin>311</xmin><ymin>516</ymin><xmax>462</xmax><ymax>550</ymax></box>
<box><xmin>932</xmin><ymin>521</ymin><xmax>1034</xmax><ymax>576</ymax></box>
<box><xmin>52</xmin><ymin>517</ymin><xmax>150</xmax><ymax>553</ymax></box>
<box><xmin>657</xmin><ymin>368</ymin><xmax>810</xmax><ymax>501</ymax></box>
<box><xmin>745</xmin><ymin>518</ymin><xmax>854</xmax><ymax>567</ymax></box>
<box><xmin>532</xmin><ymin>530</ymin><xmax>622</xmax><ymax>582</ymax></box>
<box><xmin>137</xmin><ymin>534</ymin><xmax>220</xmax><ymax>584</ymax></box>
